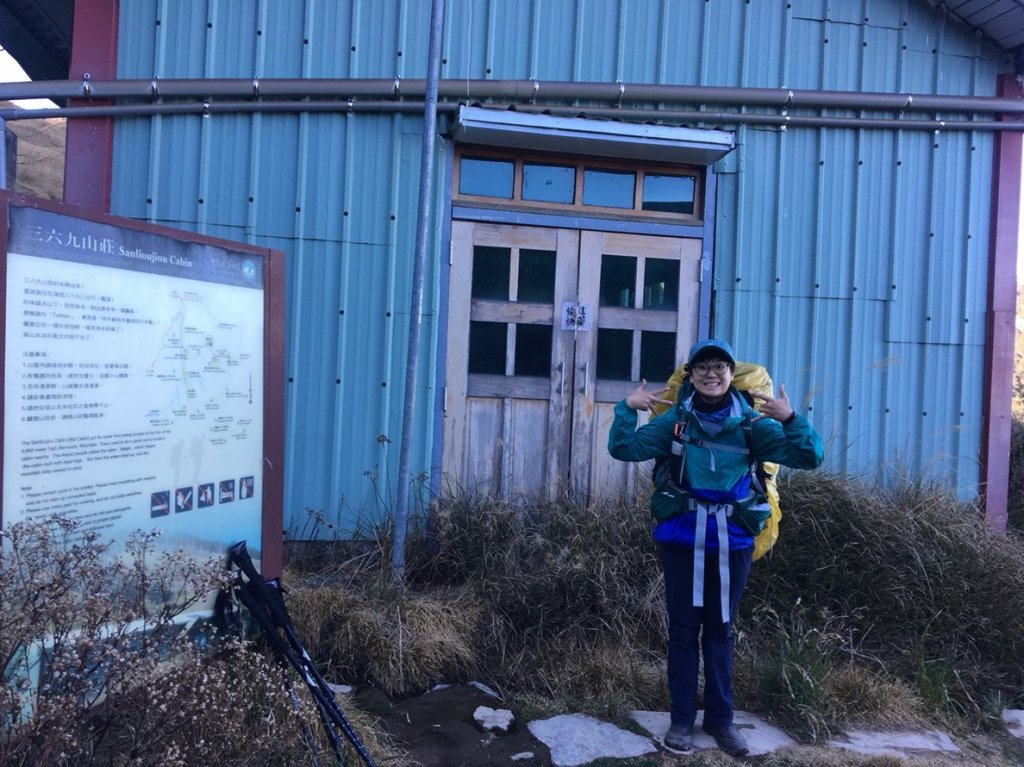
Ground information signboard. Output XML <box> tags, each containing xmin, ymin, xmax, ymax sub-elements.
<box><xmin>1</xmin><ymin>193</ymin><xmax>283</xmax><ymax>574</ymax></box>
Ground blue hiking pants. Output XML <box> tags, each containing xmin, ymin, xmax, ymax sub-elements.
<box><xmin>659</xmin><ymin>541</ymin><xmax>753</xmax><ymax>729</ymax></box>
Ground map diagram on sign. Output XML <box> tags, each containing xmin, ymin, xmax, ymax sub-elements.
<box><xmin>142</xmin><ymin>286</ymin><xmax>261</xmax><ymax>481</ymax></box>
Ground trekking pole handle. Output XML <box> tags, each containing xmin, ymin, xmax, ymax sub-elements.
<box><xmin>228</xmin><ymin>540</ymin><xmax>263</xmax><ymax>583</ymax></box>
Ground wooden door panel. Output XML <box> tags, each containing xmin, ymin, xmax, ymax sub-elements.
<box><xmin>444</xmin><ymin>222</ymin><xmax>578</xmax><ymax>500</ymax></box>
<box><xmin>470</xmin><ymin>301</ymin><xmax>555</xmax><ymax>324</ymax></box>
<box><xmin>461</xmin><ymin>398</ymin><xmax>504</xmax><ymax>496</ymax></box>
<box><xmin>457</xmin><ymin>396</ymin><xmax>553</xmax><ymax>498</ymax></box>
<box><xmin>508</xmin><ymin>398</ymin><xmax>552</xmax><ymax>498</ymax></box>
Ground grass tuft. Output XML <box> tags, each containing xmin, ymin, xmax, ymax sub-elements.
<box><xmin>286</xmin><ymin>579</ymin><xmax>482</xmax><ymax>695</ymax></box>
<box><xmin>741</xmin><ymin>473</ymin><xmax>1024</xmax><ymax>733</ymax></box>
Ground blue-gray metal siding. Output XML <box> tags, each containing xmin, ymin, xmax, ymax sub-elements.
<box><xmin>110</xmin><ymin>0</ymin><xmax>1010</xmax><ymax>535</ymax></box>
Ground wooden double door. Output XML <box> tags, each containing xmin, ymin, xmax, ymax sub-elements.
<box><xmin>443</xmin><ymin>221</ymin><xmax>702</xmax><ymax>502</ymax></box>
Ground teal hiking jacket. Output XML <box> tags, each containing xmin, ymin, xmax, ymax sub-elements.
<box><xmin>608</xmin><ymin>388</ymin><xmax>824</xmax><ymax>525</ymax></box>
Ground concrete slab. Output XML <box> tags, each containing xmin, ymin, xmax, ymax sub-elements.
<box><xmin>631</xmin><ymin>709</ymin><xmax>797</xmax><ymax>756</ymax></box>
<box><xmin>829</xmin><ymin>729</ymin><xmax>961</xmax><ymax>757</ymax></box>
<box><xmin>527</xmin><ymin>713</ymin><xmax>658</xmax><ymax>767</ymax></box>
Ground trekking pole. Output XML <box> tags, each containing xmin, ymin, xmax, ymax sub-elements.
<box><xmin>230</xmin><ymin>542</ymin><xmax>376</xmax><ymax>767</ymax></box>
<box><xmin>229</xmin><ymin>566</ymin><xmax>348</xmax><ymax>764</ymax></box>
<box><xmin>263</xmin><ymin>578</ymin><xmax>377</xmax><ymax>750</ymax></box>
<box><xmin>228</xmin><ymin>541</ymin><xmax>379</xmax><ymax>767</ymax></box>
<box><xmin>218</xmin><ymin>577</ymin><xmax>325</xmax><ymax>766</ymax></box>
<box><xmin>281</xmin><ymin>667</ymin><xmax>323</xmax><ymax>767</ymax></box>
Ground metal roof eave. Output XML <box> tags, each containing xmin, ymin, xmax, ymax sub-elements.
<box><xmin>451</xmin><ymin>105</ymin><xmax>736</xmax><ymax>166</ymax></box>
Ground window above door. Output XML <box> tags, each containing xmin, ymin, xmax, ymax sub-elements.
<box><xmin>454</xmin><ymin>148</ymin><xmax>704</xmax><ymax>222</ymax></box>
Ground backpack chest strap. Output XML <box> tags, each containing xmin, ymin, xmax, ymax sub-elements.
<box><xmin>672</xmin><ymin>430</ymin><xmax>751</xmax><ymax>455</ymax></box>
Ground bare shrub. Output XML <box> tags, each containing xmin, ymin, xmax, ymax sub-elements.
<box><xmin>0</xmin><ymin>516</ymin><xmax>351</xmax><ymax>766</ymax></box>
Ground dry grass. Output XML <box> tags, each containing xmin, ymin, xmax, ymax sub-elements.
<box><xmin>741</xmin><ymin>473</ymin><xmax>1024</xmax><ymax>733</ymax></box>
<box><xmin>1012</xmin><ymin>286</ymin><xmax>1024</xmax><ymax>534</ymax></box>
<box><xmin>285</xmin><ymin>474</ymin><xmax>1024</xmax><ymax>746</ymax></box>
<box><xmin>286</xmin><ymin>580</ymin><xmax>482</xmax><ymax>696</ymax></box>
<box><xmin>1010</xmin><ymin>416</ymin><xmax>1024</xmax><ymax>535</ymax></box>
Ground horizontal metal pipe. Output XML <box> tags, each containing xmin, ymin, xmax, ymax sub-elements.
<box><xmin>1</xmin><ymin>77</ymin><xmax>1022</xmax><ymax>116</ymax></box>
<box><xmin>1</xmin><ymin>98</ymin><xmax>1020</xmax><ymax>132</ymax></box>
<box><xmin>0</xmin><ymin>100</ymin><xmax>444</xmax><ymax>119</ymax></box>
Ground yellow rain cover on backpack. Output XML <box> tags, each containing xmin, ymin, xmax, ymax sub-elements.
<box><xmin>651</xmin><ymin>361</ymin><xmax>782</xmax><ymax>561</ymax></box>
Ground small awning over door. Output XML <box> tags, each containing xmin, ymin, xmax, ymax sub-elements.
<box><xmin>451</xmin><ymin>106</ymin><xmax>735</xmax><ymax>166</ymax></box>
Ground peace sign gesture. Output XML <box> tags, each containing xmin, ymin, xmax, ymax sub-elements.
<box><xmin>626</xmin><ymin>379</ymin><xmax>673</xmax><ymax>412</ymax></box>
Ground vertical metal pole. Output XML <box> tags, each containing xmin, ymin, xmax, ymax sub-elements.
<box><xmin>391</xmin><ymin>0</ymin><xmax>446</xmax><ymax>582</ymax></box>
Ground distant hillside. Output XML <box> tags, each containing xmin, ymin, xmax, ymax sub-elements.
<box><xmin>2</xmin><ymin>102</ymin><xmax>65</xmax><ymax>200</ymax></box>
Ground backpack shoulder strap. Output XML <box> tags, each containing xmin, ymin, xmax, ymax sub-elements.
<box><xmin>738</xmin><ymin>389</ymin><xmax>755</xmax><ymax>451</ymax></box>
<box><xmin>736</xmin><ymin>390</ymin><xmax>768</xmax><ymax>495</ymax></box>
<box><xmin>670</xmin><ymin>400</ymin><xmax>690</xmax><ymax>457</ymax></box>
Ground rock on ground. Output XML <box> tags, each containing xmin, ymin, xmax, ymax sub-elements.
<box><xmin>528</xmin><ymin>713</ymin><xmax>657</xmax><ymax>767</ymax></box>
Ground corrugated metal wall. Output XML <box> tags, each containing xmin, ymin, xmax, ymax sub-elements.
<box><xmin>110</xmin><ymin>0</ymin><xmax>1009</xmax><ymax>535</ymax></box>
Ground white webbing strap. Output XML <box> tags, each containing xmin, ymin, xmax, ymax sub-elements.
<box><xmin>715</xmin><ymin>505</ymin><xmax>730</xmax><ymax>624</ymax></box>
<box><xmin>693</xmin><ymin>504</ymin><xmax>707</xmax><ymax>607</ymax></box>
<box><xmin>691</xmin><ymin>502</ymin><xmax>733</xmax><ymax>625</ymax></box>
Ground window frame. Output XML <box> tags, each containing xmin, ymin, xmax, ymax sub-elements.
<box><xmin>453</xmin><ymin>147</ymin><xmax>704</xmax><ymax>223</ymax></box>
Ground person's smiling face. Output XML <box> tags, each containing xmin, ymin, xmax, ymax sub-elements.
<box><xmin>690</xmin><ymin>358</ymin><xmax>734</xmax><ymax>403</ymax></box>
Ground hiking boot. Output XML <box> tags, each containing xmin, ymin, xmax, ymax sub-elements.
<box><xmin>702</xmin><ymin>724</ymin><xmax>749</xmax><ymax>756</ymax></box>
<box><xmin>663</xmin><ymin>723</ymin><xmax>693</xmax><ymax>751</ymax></box>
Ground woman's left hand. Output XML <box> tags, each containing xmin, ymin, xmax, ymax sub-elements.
<box><xmin>751</xmin><ymin>384</ymin><xmax>796</xmax><ymax>423</ymax></box>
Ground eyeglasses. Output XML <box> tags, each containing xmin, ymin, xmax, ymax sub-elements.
<box><xmin>692</xmin><ymin>361</ymin><xmax>730</xmax><ymax>376</ymax></box>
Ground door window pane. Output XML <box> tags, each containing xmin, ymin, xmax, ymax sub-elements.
<box><xmin>459</xmin><ymin>157</ymin><xmax>514</xmax><ymax>198</ymax></box>
<box><xmin>642</xmin><ymin>259</ymin><xmax>679</xmax><ymax>310</ymax></box>
<box><xmin>640</xmin><ymin>331</ymin><xmax>676</xmax><ymax>382</ymax></box>
<box><xmin>469</xmin><ymin>321</ymin><xmax>508</xmax><ymax>374</ymax></box>
<box><xmin>582</xmin><ymin>169</ymin><xmax>635</xmax><ymax>208</ymax></box>
<box><xmin>514</xmin><ymin>324</ymin><xmax>552</xmax><ymax>377</ymax></box>
<box><xmin>642</xmin><ymin>173</ymin><xmax>696</xmax><ymax>214</ymax></box>
<box><xmin>522</xmin><ymin>163</ymin><xmax>575</xmax><ymax>203</ymax></box>
<box><xmin>472</xmin><ymin>246</ymin><xmax>511</xmax><ymax>300</ymax></box>
<box><xmin>596</xmin><ymin>328</ymin><xmax>633</xmax><ymax>380</ymax></box>
<box><xmin>599</xmin><ymin>254</ymin><xmax>636</xmax><ymax>308</ymax></box>
<box><xmin>517</xmin><ymin>249</ymin><xmax>556</xmax><ymax>303</ymax></box>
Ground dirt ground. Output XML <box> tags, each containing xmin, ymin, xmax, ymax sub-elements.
<box><xmin>357</xmin><ymin>684</ymin><xmax>554</xmax><ymax>767</ymax></box>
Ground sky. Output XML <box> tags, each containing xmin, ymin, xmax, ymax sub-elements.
<box><xmin>0</xmin><ymin>47</ymin><xmax>56</xmax><ymax>109</ymax></box>
<box><xmin>0</xmin><ymin>50</ymin><xmax>1022</xmax><ymax>281</ymax></box>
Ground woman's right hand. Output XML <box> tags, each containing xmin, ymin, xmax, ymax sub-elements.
<box><xmin>626</xmin><ymin>379</ymin><xmax>672</xmax><ymax>412</ymax></box>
